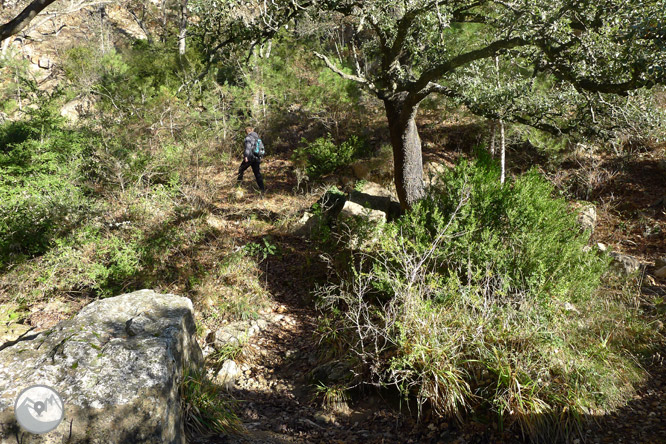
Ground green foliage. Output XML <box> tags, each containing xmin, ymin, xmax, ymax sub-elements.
<box><xmin>396</xmin><ymin>151</ymin><xmax>609</xmax><ymax>302</ymax></box>
<box><xmin>292</xmin><ymin>134</ymin><xmax>368</xmax><ymax>179</ymax></box>
<box><xmin>180</xmin><ymin>366</ymin><xmax>239</xmax><ymax>436</ymax></box>
<box><xmin>243</xmin><ymin>237</ymin><xmax>277</xmax><ymax>261</ymax></box>
<box><xmin>0</xmin><ymin>108</ymin><xmax>95</xmax><ymax>264</ymax></box>
<box><xmin>317</xmin><ymin>155</ymin><xmax>656</xmax><ymax>441</ymax></box>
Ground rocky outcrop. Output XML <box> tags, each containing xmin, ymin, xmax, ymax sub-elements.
<box><xmin>200</xmin><ymin>316</ymin><xmax>277</xmax><ymax>390</ymax></box>
<box><xmin>60</xmin><ymin>96</ymin><xmax>96</xmax><ymax>122</ymax></box>
<box><xmin>292</xmin><ymin>184</ymin><xmax>401</xmax><ymax>238</ymax></box>
<box><xmin>0</xmin><ymin>290</ymin><xmax>202</xmax><ymax>444</ymax></box>
<box><xmin>349</xmin><ymin>182</ymin><xmax>401</xmax><ymax>221</ymax></box>
<box><xmin>423</xmin><ymin>161</ymin><xmax>447</xmax><ymax>187</ymax></box>
<box><xmin>291</xmin><ymin>190</ymin><xmax>347</xmax><ymax>237</ymax></box>
<box><xmin>348</xmin><ymin>153</ymin><xmax>394</xmax><ymax>185</ymax></box>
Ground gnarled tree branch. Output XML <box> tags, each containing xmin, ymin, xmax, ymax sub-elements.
<box><xmin>313</xmin><ymin>51</ymin><xmax>380</xmax><ymax>96</ymax></box>
<box><xmin>0</xmin><ymin>0</ymin><xmax>58</xmax><ymax>42</ymax></box>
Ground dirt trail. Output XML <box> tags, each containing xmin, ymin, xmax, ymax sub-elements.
<box><xmin>197</xmin><ymin>156</ymin><xmax>666</xmax><ymax>444</ymax></box>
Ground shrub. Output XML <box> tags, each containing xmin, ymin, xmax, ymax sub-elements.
<box><xmin>0</xmin><ymin>109</ymin><xmax>95</xmax><ymax>265</ymax></box>
<box><xmin>292</xmin><ymin>134</ymin><xmax>368</xmax><ymax>179</ymax></box>
<box><xmin>317</xmin><ymin>154</ymin><xmax>657</xmax><ymax>442</ymax></box>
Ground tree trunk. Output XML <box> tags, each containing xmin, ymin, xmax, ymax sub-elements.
<box><xmin>384</xmin><ymin>95</ymin><xmax>425</xmax><ymax>210</ymax></box>
<box><xmin>178</xmin><ymin>0</ymin><xmax>188</xmax><ymax>56</ymax></box>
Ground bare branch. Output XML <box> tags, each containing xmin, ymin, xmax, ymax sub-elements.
<box><xmin>313</xmin><ymin>51</ymin><xmax>380</xmax><ymax>96</ymax></box>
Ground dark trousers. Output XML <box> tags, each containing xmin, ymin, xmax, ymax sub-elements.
<box><xmin>237</xmin><ymin>159</ymin><xmax>264</xmax><ymax>191</ymax></box>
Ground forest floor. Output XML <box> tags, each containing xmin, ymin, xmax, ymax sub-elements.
<box><xmin>189</xmin><ymin>135</ymin><xmax>666</xmax><ymax>444</ymax></box>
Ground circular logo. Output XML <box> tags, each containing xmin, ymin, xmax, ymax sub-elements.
<box><xmin>14</xmin><ymin>385</ymin><xmax>64</xmax><ymax>434</ymax></box>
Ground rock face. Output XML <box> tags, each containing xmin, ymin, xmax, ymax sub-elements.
<box><xmin>423</xmin><ymin>161</ymin><xmax>447</xmax><ymax>187</ymax></box>
<box><xmin>0</xmin><ymin>290</ymin><xmax>203</xmax><ymax>444</ymax></box>
<box><xmin>201</xmin><ymin>317</ymin><xmax>273</xmax><ymax>390</ymax></box>
<box><xmin>348</xmin><ymin>155</ymin><xmax>394</xmax><ymax>185</ymax></box>
<box><xmin>293</xmin><ymin>184</ymin><xmax>402</xmax><ymax>239</ymax></box>
<box><xmin>349</xmin><ymin>182</ymin><xmax>402</xmax><ymax>221</ymax></box>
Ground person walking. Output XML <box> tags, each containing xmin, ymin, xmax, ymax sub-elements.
<box><xmin>236</xmin><ymin>126</ymin><xmax>265</xmax><ymax>192</ymax></box>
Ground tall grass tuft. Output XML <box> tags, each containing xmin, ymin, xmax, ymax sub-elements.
<box><xmin>317</xmin><ymin>153</ymin><xmax>659</xmax><ymax>442</ymax></box>
<box><xmin>180</xmin><ymin>367</ymin><xmax>240</xmax><ymax>437</ymax></box>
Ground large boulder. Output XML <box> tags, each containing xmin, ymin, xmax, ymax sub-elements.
<box><xmin>0</xmin><ymin>290</ymin><xmax>203</xmax><ymax>444</ymax></box>
<box><xmin>348</xmin><ymin>154</ymin><xmax>394</xmax><ymax>185</ymax></box>
<box><xmin>423</xmin><ymin>161</ymin><xmax>447</xmax><ymax>187</ymax></box>
<box><xmin>292</xmin><ymin>190</ymin><xmax>347</xmax><ymax>237</ymax></box>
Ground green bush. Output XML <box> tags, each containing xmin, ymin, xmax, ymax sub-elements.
<box><xmin>317</xmin><ymin>154</ymin><xmax>657</xmax><ymax>442</ymax></box>
<box><xmin>292</xmin><ymin>134</ymin><xmax>368</xmax><ymax>179</ymax></box>
<box><xmin>0</xmin><ymin>109</ymin><xmax>95</xmax><ymax>264</ymax></box>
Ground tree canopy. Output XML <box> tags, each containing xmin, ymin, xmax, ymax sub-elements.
<box><xmin>192</xmin><ymin>0</ymin><xmax>665</xmax><ymax>208</ymax></box>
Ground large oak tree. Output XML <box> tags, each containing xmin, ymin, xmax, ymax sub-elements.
<box><xmin>195</xmin><ymin>0</ymin><xmax>664</xmax><ymax>209</ymax></box>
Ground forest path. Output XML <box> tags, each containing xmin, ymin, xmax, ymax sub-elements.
<box><xmin>196</xmin><ymin>155</ymin><xmax>666</xmax><ymax>444</ymax></box>
<box><xmin>195</xmin><ymin>157</ymin><xmax>464</xmax><ymax>443</ymax></box>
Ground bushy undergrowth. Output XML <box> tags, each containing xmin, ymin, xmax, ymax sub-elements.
<box><xmin>317</xmin><ymin>154</ymin><xmax>656</xmax><ymax>442</ymax></box>
<box><xmin>292</xmin><ymin>134</ymin><xmax>369</xmax><ymax>179</ymax></box>
<box><xmin>0</xmin><ymin>108</ymin><xmax>95</xmax><ymax>264</ymax></box>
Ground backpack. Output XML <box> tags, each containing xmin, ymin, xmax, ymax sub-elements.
<box><xmin>253</xmin><ymin>138</ymin><xmax>266</xmax><ymax>158</ymax></box>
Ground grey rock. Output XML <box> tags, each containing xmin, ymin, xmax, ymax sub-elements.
<box><xmin>349</xmin><ymin>156</ymin><xmax>394</xmax><ymax>183</ymax></box>
<box><xmin>209</xmin><ymin>328</ymin><xmax>244</xmax><ymax>349</ymax></box>
<box><xmin>293</xmin><ymin>190</ymin><xmax>347</xmax><ymax>238</ymax></box>
<box><xmin>0</xmin><ymin>289</ymin><xmax>202</xmax><ymax>444</ymax></box>
<box><xmin>577</xmin><ymin>204</ymin><xmax>597</xmax><ymax>233</ymax></box>
<box><xmin>655</xmin><ymin>266</ymin><xmax>666</xmax><ymax>279</ymax></box>
<box><xmin>655</xmin><ymin>258</ymin><xmax>666</xmax><ymax>269</ymax></box>
<box><xmin>339</xmin><ymin>201</ymin><xmax>386</xmax><ymax>224</ymax></box>
<box><xmin>315</xmin><ymin>190</ymin><xmax>347</xmax><ymax>219</ymax></box>
<box><xmin>609</xmin><ymin>252</ymin><xmax>642</xmax><ymax>275</ymax></box>
<box><xmin>0</xmin><ymin>323</ymin><xmax>33</xmax><ymax>347</ymax></box>
<box><xmin>349</xmin><ymin>182</ymin><xmax>402</xmax><ymax>221</ymax></box>
<box><xmin>423</xmin><ymin>161</ymin><xmax>447</xmax><ymax>186</ymax></box>
<box><xmin>215</xmin><ymin>360</ymin><xmax>240</xmax><ymax>390</ymax></box>
<box><xmin>209</xmin><ymin>317</ymin><xmax>270</xmax><ymax>352</ymax></box>
<box><xmin>59</xmin><ymin>96</ymin><xmax>95</xmax><ymax>123</ymax></box>
<box><xmin>292</xmin><ymin>211</ymin><xmax>322</xmax><ymax>237</ymax></box>
<box><xmin>37</xmin><ymin>57</ymin><xmax>51</xmax><ymax>69</ymax></box>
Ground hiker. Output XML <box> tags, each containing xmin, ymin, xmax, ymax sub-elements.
<box><xmin>236</xmin><ymin>126</ymin><xmax>265</xmax><ymax>192</ymax></box>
